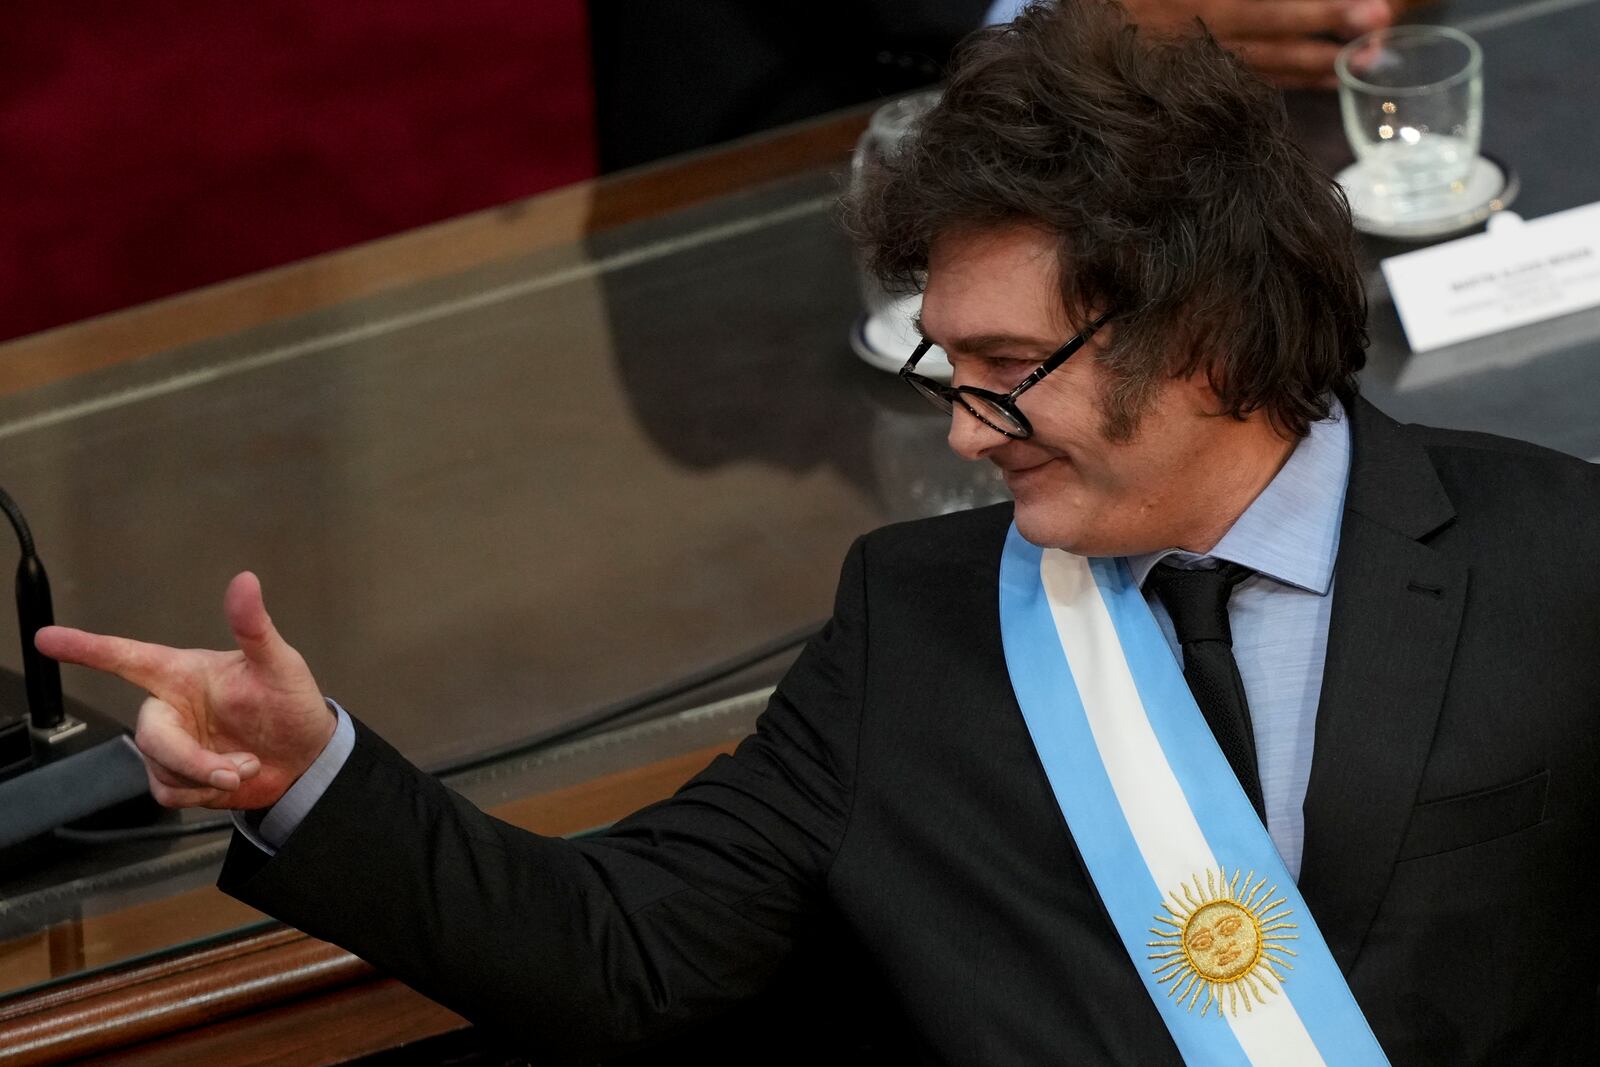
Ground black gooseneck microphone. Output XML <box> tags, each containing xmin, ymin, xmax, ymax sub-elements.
<box><xmin>0</xmin><ymin>487</ymin><xmax>154</xmax><ymax>853</ymax></box>
<box><xmin>0</xmin><ymin>487</ymin><xmax>65</xmax><ymax>732</ymax></box>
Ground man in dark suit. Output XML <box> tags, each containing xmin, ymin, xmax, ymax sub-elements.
<box><xmin>38</xmin><ymin>1</ymin><xmax>1599</xmax><ymax>1063</ymax></box>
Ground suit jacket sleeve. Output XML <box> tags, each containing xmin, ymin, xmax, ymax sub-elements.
<box><xmin>217</xmin><ymin>537</ymin><xmax>871</xmax><ymax>1061</ymax></box>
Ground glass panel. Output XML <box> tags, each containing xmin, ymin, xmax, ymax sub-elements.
<box><xmin>0</xmin><ymin>109</ymin><xmax>1009</xmax><ymax>1001</ymax></box>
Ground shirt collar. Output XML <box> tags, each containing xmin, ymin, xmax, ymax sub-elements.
<box><xmin>1126</xmin><ymin>397</ymin><xmax>1350</xmax><ymax>595</ymax></box>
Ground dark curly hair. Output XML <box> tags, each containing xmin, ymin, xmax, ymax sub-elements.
<box><xmin>841</xmin><ymin>0</ymin><xmax>1367</xmax><ymax>439</ymax></box>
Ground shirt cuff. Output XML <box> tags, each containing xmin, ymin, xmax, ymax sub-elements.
<box><xmin>230</xmin><ymin>699</ymin><xmax>355</xmax><ymax>855</ymax></box>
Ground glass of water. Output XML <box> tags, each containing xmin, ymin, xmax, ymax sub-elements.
<box><xmin>851</xmin><ymin>90</ymin><xmax>940</xmax><ymax>318</ymax></box>
<box><xmin>1336</xmin><ymin>25</ymin><xmax>1483</xmax><ymax>224</ymax></box>
<box><xmin>848</xmin><ymin>90</ymin><xmax>950</xmax><ymax>376</ymax></box>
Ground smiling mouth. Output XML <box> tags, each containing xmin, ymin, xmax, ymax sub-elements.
<box><xmin>1002</xmin><ymin>456</ymin><xmax>1060</xmax><ymax>476</ymax></box>
<box><xmin>1000</xmin><ymin>457</ymin><xmax>1064</xmax><ymax>486</ymax></box>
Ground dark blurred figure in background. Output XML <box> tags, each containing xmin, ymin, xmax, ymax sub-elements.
<box><xmin>1084</xmin><ymin>0</ymin><xmax>1418</xmax><ymax>88</ymax></box>
<box><xmin>589</xmin><ymin>0</ymin><xmax>1420</xmax><ymax>171</ymax></box>
<box><xmin>588</xmin><ymin>0</ymin><xmax>989</xmax><ymax>172</ymax></box>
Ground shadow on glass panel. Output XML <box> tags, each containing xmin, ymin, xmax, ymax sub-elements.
<box><xmin>598</xmin><ymin>202</ymin><xmax>1006</xmax><ymax>525</ymax></box>
<box><xmin>588</xmin><ymin>0</ymin><xmax>983</xmax><ymax>172</ymax></box>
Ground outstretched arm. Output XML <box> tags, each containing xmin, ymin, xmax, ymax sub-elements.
<box><xmin>36</xmin><ymin>549</ymin><xmax>870</xmax><ymax>1060</ymax></box>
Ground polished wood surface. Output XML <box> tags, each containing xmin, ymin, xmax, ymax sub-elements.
<box><xmin>70</xmin><ymin>978</ymin><xmax>465</xmax><ymax>1067</ymax></box>
<box><xmin>0</xmin><ymin>928</ymin><xmax>371</xmax><ymax>1067</ymax></box>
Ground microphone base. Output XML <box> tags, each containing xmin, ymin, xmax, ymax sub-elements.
<box><xmin>31</xmin><ymin>710</ymin><xmax>90</xmax><ymax>746</ymax></box>
<box><xmin>0</xmin><ymin>669</ymin><xmax>163</xmax><ymax>866</ymax></box>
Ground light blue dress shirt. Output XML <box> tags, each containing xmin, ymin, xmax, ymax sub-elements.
<box><xmin>231</xmin><ymin>699</ymin><xmax>355</xmax><ymax>853</ymax></box>
<box><xmin>1128</xmin><ymin>400</ymin><xmax>1350</xmax><ymax>878</ymax></box>
<box><xmin>241</xmin><ymin>405</ymin><xmax>1351</xmax><ymax>878</ymax></box>
<box><xmin>983</xmin><ymin>0</ymin><xmax>1028</xmax><ymax>25</ymax></box>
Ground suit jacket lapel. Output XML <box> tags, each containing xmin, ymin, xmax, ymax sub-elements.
<box><xmin>1297</xmin><ymin>397</ymin><xmax>1469</xmax><ymax>972</ymax></box>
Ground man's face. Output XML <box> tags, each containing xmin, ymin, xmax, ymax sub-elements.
<box><xmin>918</xmin><ymin>224</ymin><xmax>1256</xmax><ymax>556</ymax></box>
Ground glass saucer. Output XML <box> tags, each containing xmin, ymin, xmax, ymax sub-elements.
<box><xmin>1337</xmin><ymin>153</ymin><xmax>1519</xmax><ymax>241</ymax></box>
<box><xmin>849</xmin><ymin>292</ymin><xmax>952</xmax><ymax>381</ymax></box>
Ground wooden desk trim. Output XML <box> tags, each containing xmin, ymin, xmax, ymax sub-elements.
<box><xmin>0</xmin><ymin>108</ymin><xmax>867</xmax><ymax>400</ymax></box>
<box><xmin>0</xmin><ymin>740</ymin><xmax>739</xmax><ymax>1066</ymax></box>
<box><xmin>0</xmin><ymin>928</ymin><xmax>373</xmax><ymax>1067</ymax></box>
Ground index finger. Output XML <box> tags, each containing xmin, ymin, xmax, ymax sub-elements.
<box><xmin>35</xmin><ymin>625</ymin><xmax>182</xmax><ymax>692</ymax></box>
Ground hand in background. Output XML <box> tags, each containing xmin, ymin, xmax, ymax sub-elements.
<box><xmin>35</xmin><ymin>572</ymin><xmax>334</xmax><ymax>811</ymax></box>
<box><xmin>1123</xmin><ymin>0</ymin><xmax>1402</xmax><ymax>89</ymax></box>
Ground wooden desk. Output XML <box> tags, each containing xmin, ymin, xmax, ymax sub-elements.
<box><xmin>0</xmin><ymin>740</ymin><xmax>739</xmax><ymax>1066</ymax></box>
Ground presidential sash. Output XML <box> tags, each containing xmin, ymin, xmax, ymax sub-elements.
<box><xmin>998</xmin><ymin>525</ymin><xmax>1388</xmax><ymax>1066</ymax></box>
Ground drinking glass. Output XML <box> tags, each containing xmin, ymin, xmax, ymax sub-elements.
<box><xmin>849</xmin><ymin>90</ymin><xmax>948</xmax><ymax>376</ymax></box>
<box><xmin>1336</xmin><ymin>26</ymin><xmax>1483</xmax><ymax>224</ymax></box>
<box><xmin>851</xmin><ymin>90</ymin><xmax>940</xmax><ymax>314</ymax></box>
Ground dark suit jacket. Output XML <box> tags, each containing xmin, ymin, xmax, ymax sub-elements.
<box><xmin>220</xmin><ymin>398</ymin><xmax>1600</xmax><ymax>1064</ymax></box>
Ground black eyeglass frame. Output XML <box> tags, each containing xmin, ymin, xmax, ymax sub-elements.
<box><xmin>899</xmin><ymin>311</ymin><xmax>1111</xmax><ymax>440</ymax></box>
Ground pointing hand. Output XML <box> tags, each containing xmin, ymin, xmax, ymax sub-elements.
<box><xmin>35</xmin><ymin>572</ymin><xmax>335</xmax><ymax>810</ymax></box>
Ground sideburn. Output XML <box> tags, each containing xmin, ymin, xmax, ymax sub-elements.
<box><xmin>1092</xmin><ymin>359</ymin><xmax>1163</xmax><ymax>444</ymax></box>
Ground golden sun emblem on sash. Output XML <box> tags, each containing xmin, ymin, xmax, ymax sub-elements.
<box><xmin>1147</xmin><ymin>868</ymin><xmax>1299</xmax><ymax>1018</ymax></box>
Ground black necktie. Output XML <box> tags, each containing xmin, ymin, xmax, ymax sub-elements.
<box><xmin>1144</xmin><ymin>561</ymin><xmax>1266</xmax><ymax>823</ymax></box>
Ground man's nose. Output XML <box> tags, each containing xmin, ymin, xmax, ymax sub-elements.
<box><xmin>946</xmin><ymin>400</ymin><xmax>1005</xmax><ymax>461</ymax></box>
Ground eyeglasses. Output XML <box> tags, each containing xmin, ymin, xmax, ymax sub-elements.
<box><xmin>899</xmin><ymin>312</ymin><xmax>1110</xmax><ymax>439</ymax></box>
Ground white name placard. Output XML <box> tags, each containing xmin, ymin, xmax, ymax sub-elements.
<box><xmin>1381</xmin><ymin>200</ymin><xmax>1600</xmax><ymax>352</ymax></box>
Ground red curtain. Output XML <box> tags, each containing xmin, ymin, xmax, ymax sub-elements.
<box><xmin>0</xmin><ymin>0</ymin><xmax>595</xmax><ymax>342</ymax></box>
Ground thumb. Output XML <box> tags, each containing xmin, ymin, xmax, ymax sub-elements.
<box><xmin>224</xmin><ymin>571</ymin><xmax>292</xmax><ymax>670</ymax></box>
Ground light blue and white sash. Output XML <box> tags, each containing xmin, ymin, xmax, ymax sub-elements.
<box><xmin>998</xmin><ymin>525</ymin><xmax>1388</xmax><ymax>1066</ymax></box>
